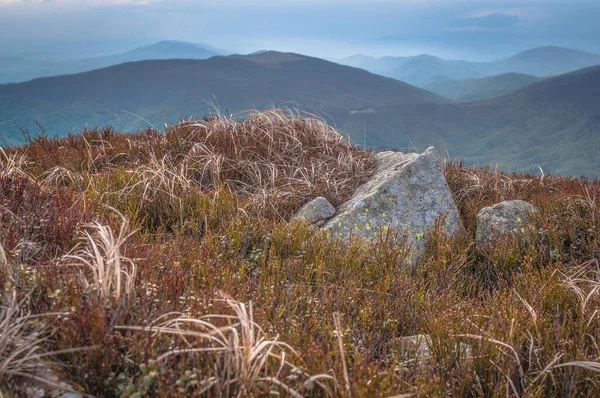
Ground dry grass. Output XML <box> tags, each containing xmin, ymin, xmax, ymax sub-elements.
<box><xmin>0</xmin><ymin>147</ymin><xmax>31</xmax><ymax>181</ymax></box>
<box><xmin>454</xmin><ymin>260</ymin><xmax>600</xmax><ymax>397</ymax></box>
<box><xmin>1</xmin><ymin>110</ymin><xmax>600</xmax><ymax>396</ymax></box>
<box><xmin>0</xmin><ymin>290</ymin><xmax>77</xmax><ymax>396</ymax></box>
<box><xmin>63</xmin><ymin>213</ymin><xmax>137</xmax><ymax>302</ymax></box>
<box><xmin>161</xmin><ymin>109</ymin><xmax>374</xmax><ymax>217</ymax></box>
<box><xmin>10</xmin><ymin>109</ymin><xmax>374</xmax><ymax>219</ymax></box>
<box><xmin>119</xmin><ymin>298</ymin><xmax>334</xmax><ymax>397</ymax></box>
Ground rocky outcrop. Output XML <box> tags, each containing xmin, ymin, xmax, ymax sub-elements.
<box><xmin>323</xmin><ymin>147</ymin><xmax>462</xmax><ymax>259</ymax></box>
<box><xmin>475</xmin><ymin>200</ymin><xmax>538</xmax><ymax>246</ymax></box>
<box><xmin>293</xmin><ymin>196</ymin><xmax>335</xmax><ymax>226</ymax></box>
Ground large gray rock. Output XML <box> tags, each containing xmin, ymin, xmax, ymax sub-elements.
<box><xmin>294</xmin><ymin>196</ymin><xmax>335</xmax><ymax>226</ymax></box>
<box><xmin>323</xmin><ymin>147</ymin><xmax>462</xmax><ymax>260</ymax></box>
<box><xmin>475</xmin><ymin>200</ymin><xmax>538</xmax><ymax>246</ymax></box>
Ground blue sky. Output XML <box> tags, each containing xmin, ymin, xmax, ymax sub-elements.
<box><xmin>1</xmin><ymin>0</ymin><xmax>599</xmax><ymax>60</ymax></box>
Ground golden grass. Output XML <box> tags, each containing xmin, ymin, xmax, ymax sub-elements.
<box><xmin>1</xmin><ymin>110</ymin><xmax>600</xmax><ymax>396</ymax></box>
<box><xmin>63</xmin><ymin>212</ymin><xmax>137</xmax><ymax>302</ymax></box>
<box><xmin>118</xmin><ymin>298</ymin><xmax>334</xmax><ymax>397</ymax></box>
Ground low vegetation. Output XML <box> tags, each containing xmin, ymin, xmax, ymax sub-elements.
<box><xmin>1</xmin><ymin>109</ymin><xmax>599</xmax><ymax>396</ymax></box>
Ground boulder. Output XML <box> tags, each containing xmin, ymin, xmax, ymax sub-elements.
<box><xmin>323</xmin><ymin>147</ymin><xmax>462</xmax><ymax>260</ymax></box>
<box><xmin>475</xmin><ymin>200</ymin><xmax>538</xmax><ymax>246</ymax></box>
<box><xmin>294</xmin><ymin>196</ymin><xmax>335</xmax><ymax>226</ymax></box>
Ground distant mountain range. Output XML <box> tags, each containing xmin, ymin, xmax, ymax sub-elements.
<box><xmin>1</xmin><ymin>51</ymin><xmax>599</xmax><ymax>177</ymax></box>
<box><xmin>337</xmin><ymin>46</ymin><xmax>600</xmax><ymax>88</ymax></box>
<box><xmin>423</xmin><ymin>73</ymin><xmax>541</xmax><ymax>103</ymax></box>
<box><xmin>0</xmin><ymin>41</ymin><xmax>227</xmax><ymax>84</ymax></box>
<box><xmin>0</xmin><ymin>51</ymin><xmax>444</xmax><ymax>141</ymax></box>
<box><xmin>341</xmin><ymin>64</ymin><xmax>600</xmax><ymax>176</ymax></box>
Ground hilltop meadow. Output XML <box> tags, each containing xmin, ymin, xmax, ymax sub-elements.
<box><xmin>1</xmin><ymin>110</ymin><xmax>600</xmax><ymax>397</ymax></box>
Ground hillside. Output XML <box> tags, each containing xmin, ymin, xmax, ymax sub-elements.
<box><xmin>0</xmin><ymin>40</ymin><xmax>224</xmax><ymax>84</ymax></box>
<box><xmin>2</xmin><ymin>112</ymin><xmax>600</xmax><ymax>396</ymax></box>
<box><xmin>0</xmin><ymin>51</ymin><xmax>446</xmax><ymax>143</ymax></box>
<box><xmin>108</xmin><ymin>40</ymin><xmax>223</xmax><ymax>61</ymax></box>
<box><xmin>493</xmin><ymin>46</ymin><xmax>600</xmax><ymax>76</ymax></box>
<box><xmin>338</xmin><ymin>46</ymin><xmax>600</xmax><ymax>87</ymax></box>
<box><xmin>0</xmin><ymin>56</ymin><xmax>49</xmax><ymax>84</ymax></box>
<box><xmin>337</xmin><ymin>53</ymin><xmax>486</xmax><ymax>87</ymax></box>
<box><xmin>424</xmin><ymin>73</ymin><xmax>541</xmax><ymax>102</ymax></box>
<box><xmin>341</xmin><ymin>65</ymin><xmax>600</xmax><ymax>177</ymax></box>
<box><xmin>462</xmin><ymin>65</ymin><xmax>600</xmax><ymax>174</ymax></box>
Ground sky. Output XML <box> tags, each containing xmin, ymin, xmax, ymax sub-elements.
<box><xmin>1</xmin><ymin>0</ymin><xmax>599</xmax><ymax>60</ymax></box>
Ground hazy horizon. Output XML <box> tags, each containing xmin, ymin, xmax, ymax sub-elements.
<box><xmin>1</xmin><ymin>0</ymin><xmax>600</xmax><ymax>61</ymax></box>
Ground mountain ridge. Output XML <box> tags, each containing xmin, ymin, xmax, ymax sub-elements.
<box><xmin>1</xmin><ymin>51</ymin><xmax>599</xmax><ymax>177</ymax></box>
<box><xmin>0</xmin><ymin>51</ymin><xmax>446</xmax><ymax>143</ymax></box>
<box><xmin>0</xmin><ymin>40</ymin><xmax>227</xmax><ymax>84</ymax></box>
<box><xmin>424</xmin><ymin>73</ymin><xmax>542</xmax><ymax>102</ymax></box>
<box><xmin>337</xmin><ymin>46</ymin><xmax>600</xmax><ymax>87</ymax></box>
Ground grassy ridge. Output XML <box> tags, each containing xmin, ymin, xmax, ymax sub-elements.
<box><xmin>1</xmin><ymin>110</ymin><xmax>600</xmax><ymax>396</ymax></box>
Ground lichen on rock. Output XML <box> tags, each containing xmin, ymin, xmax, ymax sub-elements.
<box><xmin>293</xmin><ymin>196</ymin><xmax>336</xmax><ymax>226</ymax></box>
<box><xmin>322</xmin><ymin>147</ymin><xmax>462</xmax><ymax>260</ymax></box>
<box><xmin>475</xmin><ymin>199</ymin><xmax>538</xmax><ymax>247</ymax></box>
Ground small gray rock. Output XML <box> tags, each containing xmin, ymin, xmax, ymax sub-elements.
<box><xmin>294</xmin><ymin>196</ymin><xmax>335</xmax><ymax>226</ymax></box>
<box><xmin>398</xmin><ymin>334</ymin><xmax>472</xmax><ymax>363</ymax></box>
<box><xmin>399</xmin><ymin>334</ymin><xmax>432</xmax><ymax>361</ymax></box>
<box><xmin>0</xmin><ymin>241</ymin><xmax>7</xmax><ymax>271</ymax></box>
<box><xmin>323</xmin><ymin>147</ymin><xmax>462</xmax><ymax>262</ymax></box>
<box><xmin>61</xmin><ymin>393</ymin><xmax>84</xmax><ymax>398</ymax></box>
<box><xmin>18</xmin><ymin>357</ymin><xmax>84</xmax><ymax>398</ymax></box>
<box><xmin>475</xmin><ymin>200</ymin><xmax>538</xmax><ymax>246</ymax></box>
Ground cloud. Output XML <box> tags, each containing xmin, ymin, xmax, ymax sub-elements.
<box><xmin>2</xmin><ymin>0</ymin><xmax>600</xmax><ymax>60</ymax></box>
<box><xmin>459</xmin><ymin>12</ymin><xmax>520</xmax><ymax>29</ymax></box>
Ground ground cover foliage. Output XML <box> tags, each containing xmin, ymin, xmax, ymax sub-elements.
<box><xmin>1</xmin><ymin>109</ymin><xmax>600</xmax><ymax>397</ymax></box>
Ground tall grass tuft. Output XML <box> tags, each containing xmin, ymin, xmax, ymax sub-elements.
<box><xmin>119</xmin><ymin>298</ymin><xmax>335</xmax><ymax>397</ymax></box>
<box><xmin>64</xmin><ymin>212</ymin><xmax>137</xmax><ymax>302</ymax></box>
<box><xmin>0</xmin><ymin>290</ymin><xmax>75</xmax><ymax>395</ymax></box>
<box><xmin>162</xmin><ymin>109</ymin><xmax>374</xmax><ymax>216</ymax></box>
<box><xmin>0</xmin><ymin>147</ymin><xmax>31</xmax><ymax>180</ymax></box>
